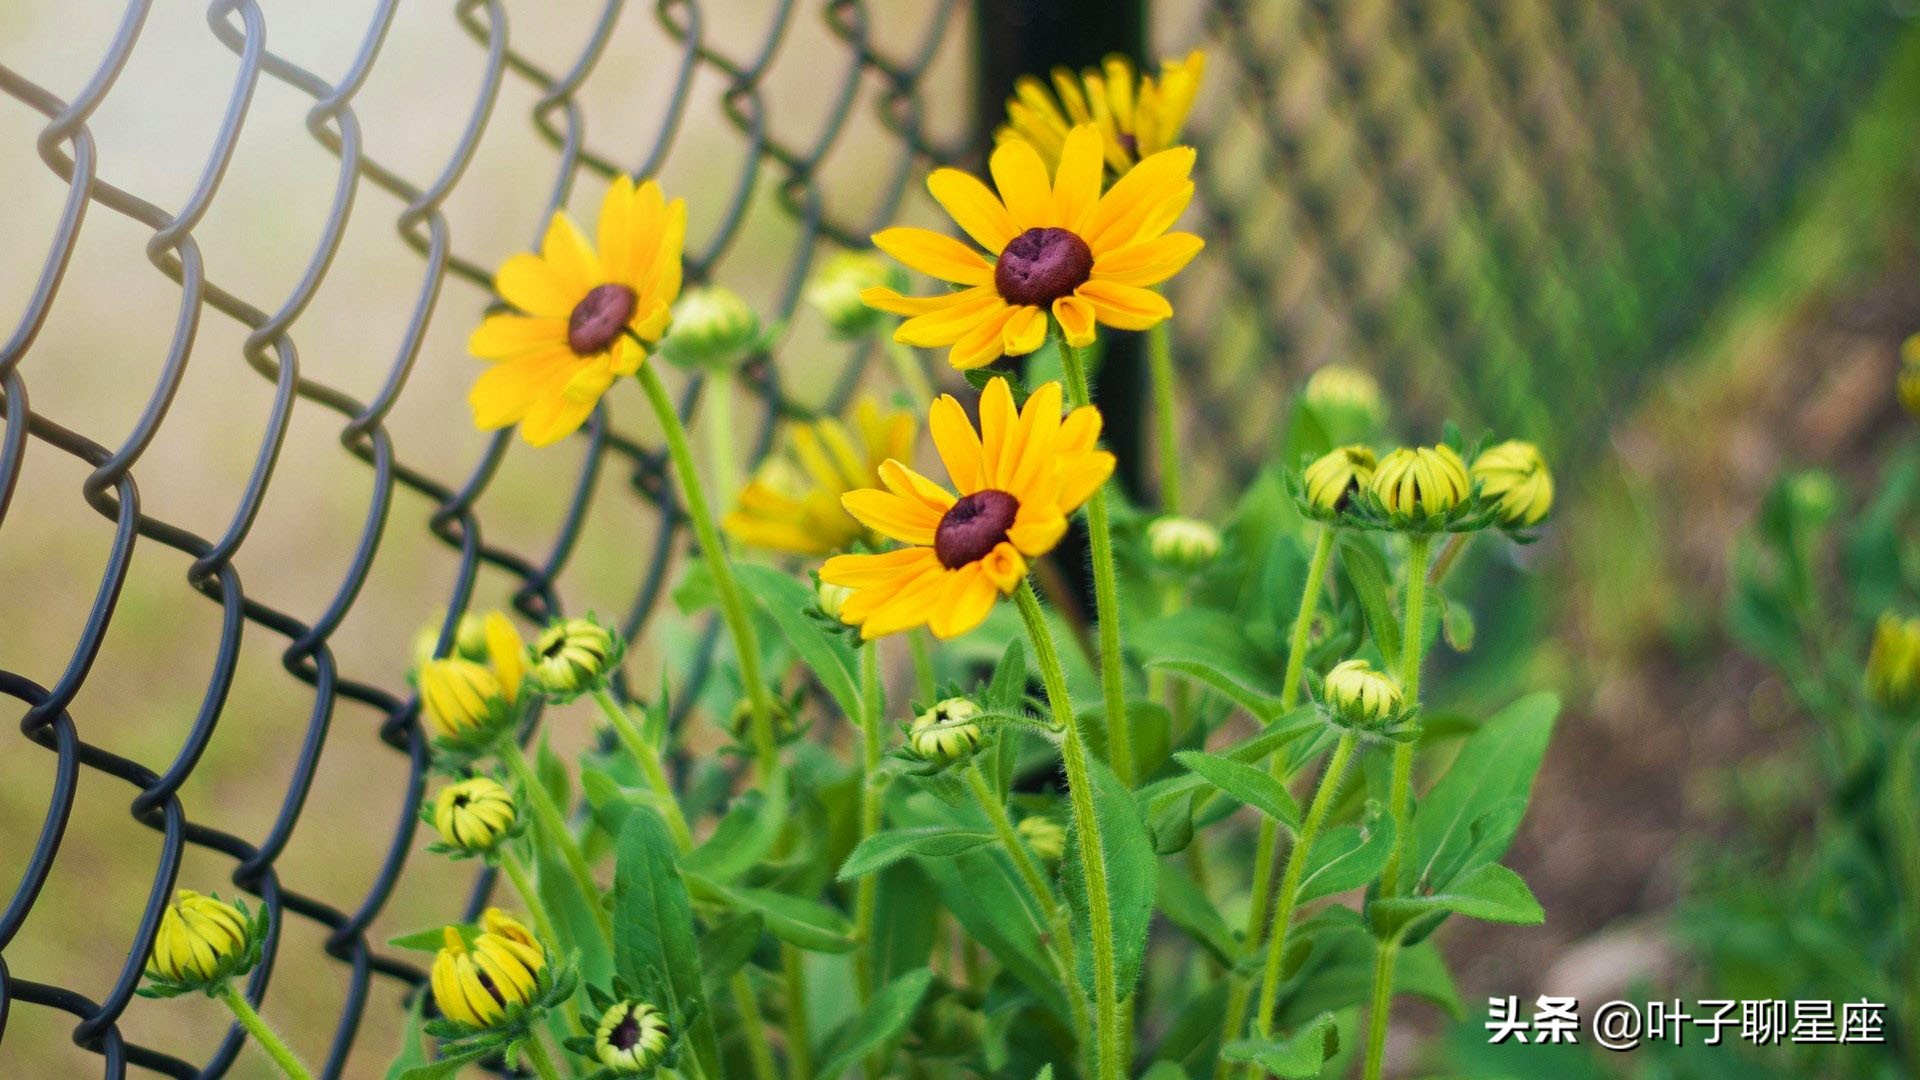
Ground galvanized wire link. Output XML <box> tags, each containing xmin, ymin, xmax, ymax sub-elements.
<box><xmin>0</xmin><ymin>0</ymin><xmax>1896</xmax><ymax>1074</ymax></box>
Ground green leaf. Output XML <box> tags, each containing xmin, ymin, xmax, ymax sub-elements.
<box><xmin>1156</xmin><ymin>864</ymin><xmax>1237</xmax><ymax>966</ymax></box>
<box><xmin>1221</xmin><ymin>1010</ymin><xmax>1341</xmax><ymax>1078</ymax></box>
<box><xmin>1174</xmin><ymin>751</ymin><xmax>1301</xmax><ymax>830</ymax></box>
<box><xmin>1132</xmin><ymin>608</ymin><xmax>1290</xmax><ymax>701</ymax></box>
<box><xmin>1411</xmin><ymin>692</ymin><xmax>1558</xmax><ymax>893</ymax></box>
<box><xmin>870</xmin><ymin>861</ymin><xmax>939</xmax><ymax>985</ymax></box>
<box><xmin>1141</xmin><ymin>658</ymin><xmax>1289</xmax><ymax>723</ymax></box>
<box><xmin>387</xmin><ymin>924</ymin><xmax>472</xmax><ymax>953</ymax></box>
<box><xmin>1441</xmin><ymin>598</ymin><xmax>1475</xmax><ymax>652</ymax></box>
<box><xmin>612</xmin><ymin>808</ymin><xmax>707</xmax><ymax>1022</ymax></box>
<box><xmin>692</xmin><ymin>876</ymin><xmax>857</xmax><ymax>953</ymax></box>
<box><xmin>382</xmin><ymin>994</ymin><xmax>430</xmax><ymax>1079</ymax></box>
<box><xmin>1336</xmin><ymin>535</ymin><xmax>1400</xmax><ymax>670</ymax></box>
<box><xmin>579</xmin><ymin>764</ymin><xmax>645</xmax><ymax>837</ymax></box>
<box><xmin>1297</xmin><ymin>803</ymin><xmax>1394</xmax><ymax>904</ymax></box>
<box><xmin>682</xmin><ymin>774</ymin><xmax>790</xmax><ymax>883</ymax></box>
<box><xmin>537</xmin><ymin>838</ymin><xmax>614</xmax><ymax>986</ymax></box>
<box><xmin>393</xmin><ymin>1045</ymin><xmax>496</xmax><ymax>1080</ymax></box>
<box><xmin>838</xmin><ymin>826</ymin><xmax>998</xmax><ymax>880</ymax></box>
<box><xmin>1063</xmin><ymin>757</ymin><xmax>1157</xmax><ymax>997</ymax></box>
<box><xmin>984</xmin><ymin>637</ymin><xmax>1029</xmax><ymax>712</ymax></box>
<box><xmin>1371</xmin><ymin>863</ymin><xmax>1544</xmax><ymax>933</ymax></box>
<box><xmin>812</xmin><ymin>968</ymin><xmax>935</xmax><ymax>1079</ymax></box>
<box><xmin>535</xmin><ymin>734</ymin><xmax>571</xmax><ymax>812</ymax></box>
<box><xmin>1276</xmin><ymin>908</ymin><xmax>1462</xmax><ymax>1026</ymax></box>
<box><xmin>698</xmin><ymin>911</ymin><xmax>765</xmax><ymax>991</ymax></box>
<box><xmin>735</xmin><ymin>564</ymin><xmax>862</xmax><ymax>720</ymax></box>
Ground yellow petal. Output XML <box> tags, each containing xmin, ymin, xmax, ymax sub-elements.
<box><xmin>877</xmin><ymin>458</ymin><xmax>957</xmax><ymax>514</ymax></box>
<box><xmin>977</xmin><ymin>541</ymin><xmax>1028</xmax><ymax>593</ymax></box>
<box><xmin>862</xmin><ymin>285</ymin><xmax>989</xmax><ymax>318</ymax></box>
<box><xmin>895</xmin><ymin>291</ymin><xmax>1007</xmax><ymax>349</ymax></box>
<box><xmin>1052</xmin><ymin>295</ymin><xmax>1097</xmax><ymax>347</ymax></box>
<box><xmin>496</xmin><ymin>252</ymin><xmax>578</xmax><ymax>318</ymax></box>
<box><xmin>1092</xmin><ymin>233</ymin><xmax>1204</xmax><ymax>287</ymax></box>
<box><xmin>1004</xmin><ymin>380</ymin><xmax>1064</xmax><ymax>492</ymax></box>
<box><xmin>1002</xmin><ymin>304</ymin><xmax>1049</xmax><ymax>356</ymax></box>
<box><xmin>872</xmin><ymin>227</ymin><xmax>993</xmax><ymax>287</ymax></box>
<box><xmin>928</xmin><ymin>394</ymin><xmax>985</xmax><ymax>495</ymax></box>
<box><xmin>841</xmin><ymin>488</ymin><xmax>942</xmax><ymax>546</ymax></box>
<box><xmin>978</xmin><ymin>376</ymin><xmax>1017</xmax><ymax>486</ymax></box>
<box><xmin>1051</xmin><ymin>125</ymin><xmax>1106</xmax><ymax>233</ymax></box>
<box><xmin>1083</xmin><ymin>146</ymin><xmax>1195</xmax><ymax>253</ymax></box>
<box><xmin>1056</xmin><ymin>449</ymin><xmax>1116</xmax><ymax>512</ymax></box>
<box><xmin>989</xmin><ymin>137</ymin><xmax>1054</xmax><ymax>229</ymax></box>
<box><xmin>540</xmin><ymin>211</ymin><xmax>601</xmax><ymax>296</ymax></box>
<box><xmin>822</xmin><ymin>547</ymin><xmax>939</xmax><ymax>589</ymax></box>
<box><xmin>1077</xmin><ymin>279</ymin><xmax>1173</xmax><ymax>330</ymax></box>
<box><xmin>469</xmin><ymin>313</ymin><xmax>567</xmax><ymax>360</ymax></box>
<box><xmin>1006</xmin><ymin>509</ymin><xmax>1067</xmax><ymax>557</ymax></box>
<box><xmin>946</xmin><ymin>303</ymin><xmax>1016</xmax><ymax>370</ymax></box>
<box><xmin>861</xmin><ymin>566</ymin><xmax>956</xmax><ymax>638</ymax></box>
<box><xmin>928</xmin><ymin>169</ymin><xmax>1019</xmax><ymax>254</ymax></box>
<box><xmin>929</xmin><ymin>565</ymin><xmax>998</xmax><ymax>639</ymax></box>
<box><xmin>597</xmin><ymin>175</ymin><xmax>638</xmax><ymax>285</ymax></box>
<box><xmin>469</xmin><ymin>349</ymin><xmax>577</xmax><ymax>430</ymax></box>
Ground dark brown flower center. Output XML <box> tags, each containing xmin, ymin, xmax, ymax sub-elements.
<box><xmin>609</xmin><ymin>1010</ymin><xmax>641</xmax><ymax>1050</ymax></box>
<box><xmin>994</xmin><ymin>227</ymin><xmax>1093</xmax><ymax>307</ymax></box>
<box><xmin>934</xmin><ymin>489</ymin><xmax>1019</xmax><ymax>569</ymax></box>
<box><xmin>567</xmin><ymin>283</ymin><xmax>637</xmax><ymax>355</ymax></box>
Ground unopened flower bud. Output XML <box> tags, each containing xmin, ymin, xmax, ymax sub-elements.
<box><xmin>1302</xmin><ymin>364</ymin><xmax>1384</xmax><ymax>437</ymax></box>
<box><xmin>1471</xmin><ymin>440</ymin><xmax>1554</xmax><ymax>527</ymax></box>
<box><xmin>412</xmin><ymin>613</ymin><xmax>492</xmax><ymax>670</ymax></box>
<box><xmin>816</xmin><ymin>579</ymin><xmax>853</xmax><ymax>621</ymax></box>
<box><xmin>594</xmin><ymin>999</ymin><xmax>673</xmax><ymax>1074</ymax></box>
<box><xmin>806</xmin><ymin>252</ymin><xmax>902</xmax><ymax>338</ymax></box>
<box><xmin>727</xmin><ymin>693</ymin><xmax>799</xmax><ymax>743</ymax></box>
<box><xmin>1147</xmin><ymin>515</ymin><xmax>1222</xmax><ymax>571</ymax></box>
<box><xmin>1302</xmin><ymin>445</ymin><xmax>1377</xmax><ymax>515</ymax></box>
<box><xmin>146</xmin><ymin>890</ymin><xmax>257</xmax><ymax>988</ymax></box>
<box><xmin>419</xmin><ymin>658</ymin><xmax>513</xmax><ymax>745</ymax></box>
<box><xmin>531</xmin><ymin>616</ymin><xmax>623</xmax><ymax>699</ymax></box>
<box><xmin>1371</xmin><ymin>445</ymin><xmax>1470</xmax><ymax>522</ymax></box>
<box><xmin>430</xmin><ymin>910</ymin><xmax>547</xmax><ymax>1030</ymax></box>
<box><xmin>1867</xmin><ymin>611</ymin><xmax>1920</xmax><ymax>711</ymax></box>
<box><xmin>1017</xmin><ymin>815</ymin><xmax>1067</xmax><ymax>862</ymax></box>
<box><xmin>910</xmin><ymin>698</ymin><xmax>984</xmax><ymax>765</ymax></box>
<box><xmin>664</xmin><ymin>286</ymin><xmax>761</xmax><ymax>371</ymax></box>
<box><xmin>1323</xmin><ymin>658</ymin><xmax>1403</xmax><ymax>727</ymax></box>
<box><xmin>431</xmin><ymin>777</ymin><xmax>517</xmax><ymax>855</ymax></box>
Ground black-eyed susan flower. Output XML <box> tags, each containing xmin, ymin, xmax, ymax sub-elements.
<box><xmin>530</xmin><ymin>615</ymin><xmax>623</xmax><ymax>700</ymax></box>
<box><xmin>591</xmin><ymin>999</ymin><xmax>673</xmax><ymax>1074</ymax></box>
<box><xmin>1017</xmin><ymin>814</ymin><xmax>1067</xmax><ymax>862</ymax></box>
<box><xmin>820</xmin><ymin>377</ymin><xmax>1114</xmax><ymax>639</ymax></box>
<box><xmin>996</xmin><ymin>51</ymin><xmax>1206</xmax><ymax>176</ymax></box>
<box><xmin>430</xmin><ymin>910</ymin><xmax>549</xmax><ymax>1031</ymax></box>
<box><xmin>1322</xmin><ymin>659</ymin><xmax>1403</xmax><ymax>728</ymax></box>
<box><xmin>1867</xmin><ymin>611</ymin><xmax>1920</xmax><ymax>711</ymax></box>
<box><xmin>429</xmin><ymin>776</ymin><xmax>518</xmax><ymax>857</ymax></box>
<box><xmin>909</xmin><ymin>697</ymin><xmax>984</xmax><ymax>765</ymax></box>
<box><xmin>468</xmin><ymin>177</ymin><xmax>686</xmax><ymax>446</ymax></box>
<box><xmin>1302</xmin><ymin>445</ymin><xmax>1378</xmax><ymax>517</ymax></box>
<box><xmin>1146</xmin><ymin>514</ymin><xmax>1222</xmax><ymax>571</ymax></box>
<box><xmin>724</xmin><ymin>398</ymin><xmax>916</xmax><ymax>556</ymax></box>
<box><xmin>1370</xmin><ymin>445</ymin><xmax>1470</xmax><ymax>523</ymax></box>
<box><xmin>863</xmin><ymin>125</ymin><xmax>1202</xmax><ymax>370</ymax></box>
<box><xmin>143</xmin><ymin>890</ymin><xmax>262</xmax><ymax>991</ymax></box>
<box><xmin>1471</xmin><ymin>440</ymin><xmax>1554</xmax><ymax>527</ymax></box>
<box><xmin>806</xmin><ymin>252</ymin><xmax>904</xmax><ymax>339</ymax></box>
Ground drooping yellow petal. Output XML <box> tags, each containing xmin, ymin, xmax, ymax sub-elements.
<box><xmin>469</xmin><ymin>349</ymin><xmax>578</xmax><ymax>430</ymax></box>
<box><xmin>927</xmin><ymin>169</ymin><xmax>1020</xmax><ymax>254</ymax></box>
<box><xmin>862</xmin><ymin>565</ymin><xmax>957</xmax><ymax>638</ymax></box>
<box><xmin>895</xmin><ymin>290</ymin><xmax>1008</xmax><ymax>349</ymax></box>
<box><xmin>928</xmin><ymin>565</ymin><xmax>999</xmax><ymax>639</ymax></box>
<box><xmin>469</xmin><ymin>313</ymin><xmax>568</xmax><ymax>360</ymax></box>
<box><xmin>821</xmin><ymin>546</ymin><xmax>940</xmax><ymax>589</ymax></box>
<box><xmin>946</xmin><ymin>303</ymin><xmax>1016</xmax><ymax>370</ymax></box>
<box><xmin>872</xmin><ymin>227</ymin><xmax>994</xmax><ymax>287</ymax></box>
<box><xmin>862</xmin><ymin>285</ymin><xmax>992</xmax><ymax>318</ymax></box>
<box><xmin>989</xmin><ymin>137</ymin><xmax>1054</xmax><ymax>229</ymax></box>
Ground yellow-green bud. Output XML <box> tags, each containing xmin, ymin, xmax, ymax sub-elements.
<box><xmin>1471</xmin><ymin>440</ymin><xmax>1554</xmax><ymax>527</ymax></box>
<box><xmin>806</xmin><ymin>251</ymin><xmax>901</xmax><ymax>338</ymax></box>
<box><xmin>816</xmin><ymin>579</ymin><xmax>854</xmax><ymax>621</ymax></box>
<box><xmin>1371</xmin><ymin>445</ymin><xmax>1470</xmax><ymax>521</ymax></box>
<box><xmin>727</xmin><ymin>693</ymin><xmax>799</xmax><ymax>744</ymax></box>
<box><xmin>1017</xmin><ymin>815</ymin><xmax>1067</xmax><ymax>862</ymax></box>
<box><xmin>1901</xmin><ymin>334</ymin><xmax>1920</xmax><ymax>417</ymax></box>
<box><xmin>1147</xmin><ymin>515</ymin><xmax>1222</xmax><ymax>571</ymax></box>
<box><xmin>419</xmin><ymin>657</ymin><xmax>513</xmax><ymax>744</ymax></box>
<box><xmin>146</xmin><ymin>890</ymin><xmax>255</xmax><ymax>987</ymax></box>
<box><xmin>1323</xmin><ymin>659</ymin><xmax>1403</xmax><ymax>727</ymax></box>
<box><xmin>1302</xmin><ymin>364</ymin><xmax>1384</xmax><ymax>435</ymax></box>
<box><xmin>1867</xmin><ymin>611</ymin><xmax>1920</xmax><ymax>711</ymax></box>
<box><xmin>664</xmin><ymin>286</ymin><xmax>761</xmax><ymax>371</ymax></box>
<box><xmin>594</xmin><ymin>1000</ymin><xmax>673</xmax><ymax>1074</ymax></box>
<box><xmin>1303</xmin><ymin>445</ymin><xmax>1377</xmax><ymax>515</ymax></box>
<box><xmin>430</xmin><ymin>910</ymin><xmax>547</xmax><ymax>1030</ymax></box>
<box><xmin>910</xmin><ymin>698</ymin><xmax>984</xmax><ymax>765</ymax></box>
<box><xmin>412</xmin><ymin>613</ymin><xmax>491</xmax><ymax>670</ymax></box>
<box><xmin>531</xmin><ymin>617</ymin><xmax>621</xmax><ymax>698</ymax></box>
<box><xmin>432</xmin><ymin>776</ymin><xmax>517</xmax><ymax>854</ymax></box>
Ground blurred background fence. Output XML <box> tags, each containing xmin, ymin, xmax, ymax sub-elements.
<box><xmin>0</xmin><ymin>0</ymin><xmax>1899</xmax><ymax>1075</ymax></box>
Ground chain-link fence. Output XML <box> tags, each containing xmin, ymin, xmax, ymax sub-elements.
<box><xmin>0</xmin><ymin>0</ymin><xmax>1895</xmax><ymax>1075</ymax></box>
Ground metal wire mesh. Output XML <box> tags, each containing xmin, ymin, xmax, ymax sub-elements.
<box><xmin>0</xmin><ymin>0</ymin><xmax>1896</xmax><ymax>1075</ymax></box>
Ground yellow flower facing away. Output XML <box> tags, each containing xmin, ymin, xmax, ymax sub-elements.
<box><xmin>723</xmin><ymin>398</ymin><xmax>916</xmax><ymax>556</ymax></box>
<box><xmin>431</xmin><ymin>776</ymin><xmax>518</xmax><ymax>854</ymax></box>
<box><xmin>1371</xmin><ymin>445</ymin><xmax>1470</xmax><ymax>521</ymax></box>
<box><xmin>429</xmin><ymin>910</ymin><xmax>547</xmax><ymax>1030</ymax></box>
<box><xmin>863</xmin><ymin>123</ymin><xmax>1203</xmax><ymax>370</ymax></box>
<box><xmin>1303</xmin><ymin>445</ymin><xmax>1378</xmax><ymax>515</ymax></box>
<box><xmin>1867</xmin><ymin>611</ymin><xmax>1920</xmax><ymax>710</ymax></box>
<box><xmin>820</xmin><ymin>377</ymin><xmax>1115</xmax><ymax>639</ymax></box>
<box><xmin>468</xmin><ymin>177</ymin><xmax>687</xmax><ymax>446</ymax></box>
<box><xmin>147</xmin><ymin>890</ymin><xmax>254</xmax><ymax>987</ymax></box>
<box><xmin>997</xmin><ymin>50</ymin><xmax>1207</xmax><ymax>176</ymax></box>
<box><xmin>1472</xmin><ymin>440</ymin><xmax>1554</xmax><ymax>527</ymax></box>
<box><xmin>1323</xmin><ymin>658</ymin><xmax>1403</xmax><ymax>727</ymax></box>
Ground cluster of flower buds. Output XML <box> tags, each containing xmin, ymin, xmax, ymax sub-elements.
<box><xmin>1310</xmin><ymin>658</ymin><xmax>1418</xmax><ymax>741</ymax></box>
<box><xmin>416</xmin><ymin>611</ymin><xmax>527</xmax><ymax>753</ymax></box>
<box><xmin>428</xmin><ymin>908</ymin><xmax>578</xmax><ymax>1042</ymax></box>
<box><xmin>1295</xmin><ymin>436</ymin><xmax>1554</xmax><ymax>535</ymax></box>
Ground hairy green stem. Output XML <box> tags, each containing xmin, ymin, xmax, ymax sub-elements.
<box><xmin>522</xmin><ymin>1033</ymin><xmax>566</xmax><ymax>1080</ymax></box>
<box><xmin>781</xmin><ymin>946</ymin><xmax>813</xmax><ymax>1079</ymax></box>
<box><xmin>1220</xmin><ymin>525</ymin><xmax>1335</xmax><ymax>1047</ymax></box>
<box><xmin>1058</xmin><ymin>338</ymin><xmax>1134</xmax><ymax>787</ymax></box>
<box><xmin>499</xmin><ymin>849</ymin><xmax>585</xmax><ymax>1037</ymax></box>
<box><xmin>703</xmin><ymin>371</ymin><xmax>737</xmax><ymax>521</ymax></box>
<box><xmin>1361</xmin><ymin>937</ymin><xmax>1400</xmax><ymax>1080</ymax></box>
<box><xmin>907</xmin><ymin>629</ymin><xmax>938</xmax><ymax>701</ymax></box>
<box><xmin>499</xmin><ymin>740</ymin><xmax>613</xmax><ymax>946</ymax></box>
<box><xmin>1015</xmin><ymin>582</ymin><xmax>1123</xmax><ymax>1080</ymax></box>
<box><xmin>590</xmin><ymin>687</ymin><xmax>693</xmax><ymax>851</ymax></box>
<box><xmin>1146</xmin><ymin>320</ymin><xmax>1180</xmax><ymax>513</ymax></box>
<box><xmin>731</xmin><ymin>969</ymin><xmax>782</xmax><ymax>1080</ymax></box>
<box><xmin>216</xmin><ymin>982</ymin><xmax>313</xmax><ymax>1080</ymax></box>
<box><xmin>853</xmin><ymin>642</ymin><xmax>888</xmax><ymax>1079</ymax></box>
<box><xmin>1253</xmin><ymin>732</ymin><xmax>1358</xmax><ymax>1036</ymax></box>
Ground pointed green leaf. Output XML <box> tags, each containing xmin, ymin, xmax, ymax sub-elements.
<box><xmin>1221</xmin><ymin>1010</ymin><xmax>1341</xmax><ymax>1078</ymax></box>
<box><xmin>1336</xmin><ymin>534</ymin><xmax>1400</xmax><ymax>670</ymax></box>
<box><xmin>1063</xmin><ymin>758</ymin><xmax>1157</xmax><ymax>996</ymax></box>
<box><xmin>838</xmin><ymin>826</ymin><xmax>998</xmax><ymax>880</ymax></box>
<box><xmin>734</xmin><ymin>563</ymin><xmax>862</xmax><ymax>720</ymax></box>
<box><xmin>1174</xmin><ymin>750</ymin><xmax>1302</xmax><ymax>831</ymax></box>
<box><xmin>1412</xmin><ymin>692</ymin><xmax>1558</xmax><ymax>893</ymax></box>
<box><xmin>682</xmin><ymin>775</ymin><xmax>790</xmax><ymax>883</ymax></box>
<box><xmin>1297</xmin><ymin>803</ymin><xmax>1394</xmax><ymax>904</ymax></box>
<box><xmin>691</xmin><ymin>876</ymin><xmax>856</xmax><ymax>953</ymax></box>
<box><xmin>1371</xmin><ymin>863</ymin><xmax>1544</xmax><ymax>932</ymax></box>
<box><xmin>812</xmin><ymin>968</ymin><xmax>935</xmax><ymax>1079</ymax></box>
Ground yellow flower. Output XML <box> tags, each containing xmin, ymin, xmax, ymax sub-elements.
<box><xmin>996</xmin><ymin>51</ymin><xmax>1207</xmax><ymax>176</ymax></box>
<box><xmin>1371</xmin><ymin>445</ymin><xmax>1470</xmax><ymax>521</ymax></box>
<box><xmin>1323</xmin><ymin>658</ymin><xmax>1402</xmax><ymax>727</ymax></box>
<box><xmin>468</xmin><ymin>177</ymin><xmax>687</xmax><ymax>446</ymax></box>
<box><xmin>147</xmin><ymin>890</ymin><xmax>255</xmax><ymax>986</ymax></box>
<box><xmin>863</xmin><ymin>124</ymin><xmax>1203</xmax><ymax>370</ymax></box>
<box><xmin>1867</xmin><ymin>611</ymin><xmax>1920</xmax><ymax>710</ymax></box>
<box><xmin>1471</xmin><ymin>440</ymin><xmax>1554</xmax><ymax>527</ymax></box>
<box><xmin>1303</xmin><ymin>445</ymin><xmax>1378</xmax><ymax>515</ymax></box>
<box><xmin>431</xmin><ymin>776</ymin><xmax>517</xmax><ymax>854</ymax></box>
<box><xmin>723</xmin><ymin>398</ymin><xmax>916</xmax><ymax>556</ymax></box>
<box><xmin>821</xmin><ymin>378</ymin><xmax>1114</xmax><ymax>639</ymax></box>
<box><xmin>429</xmin><ymin>911</ymin><xmax>547</xmax><ymax>1030</ymax></box>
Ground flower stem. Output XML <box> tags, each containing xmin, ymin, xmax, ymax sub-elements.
<box><xmin>1014</xmin><ymin>581</ymin><xmax>1123</xmax><ymax>1080</ymax></box>
<box><xmin>1219</xmin><ymin>524</ymin><xmax>1335</xmax><ymax>1047</ymax></box>
<box><xmin>907</xmin><ymin>629</ymin><xmax>938</xmax><ymax>702</ymax></box>
<box><xmin>636</xmin><ymin>362</ymin><xmax>779</xmax><ymax>776</ymax></box>
<box><xmin>1058</xmin><ymin>338</ymin><xmax>1134</xmax><ymax>788</ymax></box>
<box><xmin>731</xmin><ymin>970</ymin><xmax>782</xmax><ymax>1080</ymax></box>
<box><xmin>1253</xmin><ymin>731</ymin><xmax>1358</xmax><ymax>1036</ymax></box>
<box><xmin>590</xmin><ymin>687</ymin><xmax>694</xmax><ymax>851</ymax></box>
<box><xmin>781</xmin><ymin>945</ymin><xmax>813</xmax><ymax>1079</ymax></box>
<box><xmin>498</xmin><ymin>739</ymin><xmax>613</xmax><ymax>946</ymax></box>
<box><xmin>1362</xmin><ymin>532</ymin><xmax>1435</xmax><ymax>1080</ymax></box>
<box><xmin>1146</xmin><ymin>320</ymin><xmax>1180</xmax><ymax>513</ymax></box>
<box><xmin>215</xmin><ymin>982</ymin><xmax>313</xmax><ymax>1080</ymax></box>
<box><xmin>884</xmin><ymin>337</ymin><xmax>935</xmax><ymax>404</ymax></box>
<box><xmin>499</xmin><ymin>848</ymin><xmax>585</xmax><ymax>1035</ymax></box>
<box><xmin>704</xmin><ymin>370</ymin><xmax>737</xmax><ymax>516</ymax></box>
<box><xmin>852</xmin><ymin>642</ymin><xmax>888</xmax><ymax>1079</ymax></box>
<box><xmin>522</xmin><ymin>1031</ymin><xmax>566</xmax><ymax>1080</ymax></box>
